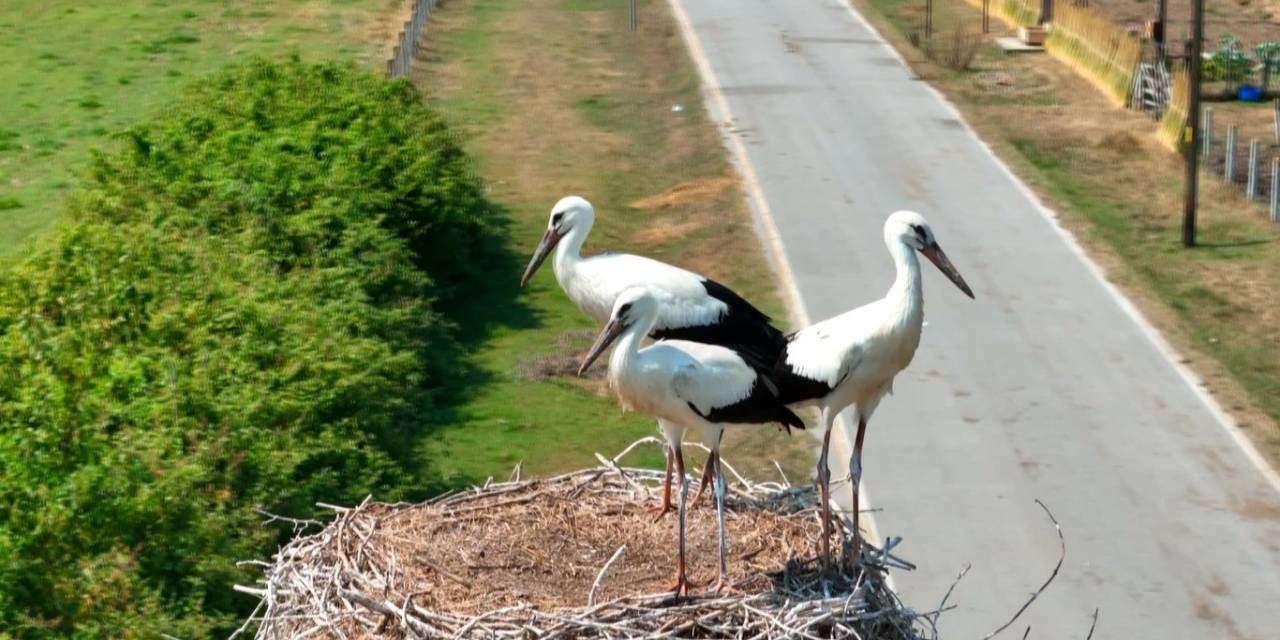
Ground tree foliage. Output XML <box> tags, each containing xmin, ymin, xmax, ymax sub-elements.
<box><xmin>0</xmin><ymin>58</ymin><xmax>492</xmax><ymax>638</ymax></box>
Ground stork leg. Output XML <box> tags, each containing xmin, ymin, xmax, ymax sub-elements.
<box><xmin>666</xmin><ymin>444</ymin><xmax>696</xmax><ymax>598</ymax></box>
<box><xmin>848</xmin><ymin>417</ymin><xmax>868</xmax><ymax>569</ymax></box>
<box><xmin>646</xmin><ymin>444</ymin><xmax>675</xmax><ymax>520</ymax></box>
<box><xmin>816</xmin><ymin>414</ymin><xmax>835</xmax><ymax>572</ymax></box>
<box><xmin>691</xmin><ymin>456</ymin><xmax>716</xmax><ymax>506</ymax></box>
<box><xmin>711</xmin><ymin>449</ymin><xmax>736</xmax><ymax>593</ymax></box>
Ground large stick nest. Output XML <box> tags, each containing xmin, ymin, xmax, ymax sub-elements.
<box><xmin>234</xmin><ymin>439</ymin><xmax>945</xmax><ymax>639</ymax></box>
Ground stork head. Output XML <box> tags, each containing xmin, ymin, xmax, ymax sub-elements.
<box><xmin>577</xmin><ymin>287</ymin><xmax>656</xmax><ymax>376</ymax></box>
<box><xmin>885</xmin><ymin>210</ymin><xmax>975</xmax><ymax>299</ymax></box>
<box><xmin>519</xmin><ymin>196</ymin><xmax>595</xmax><ymax>287</ymax></box>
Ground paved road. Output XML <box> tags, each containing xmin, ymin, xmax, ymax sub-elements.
<box><xmin>668</xmin><ymin>0</ymin><xmax>1280</xmax><ymax>636</ymax></box>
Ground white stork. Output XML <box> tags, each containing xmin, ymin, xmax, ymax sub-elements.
<box><xmin>577</xmin><ymin>287</ymin><xmax>804</xmax><ymax>595</ymax></box>
<box><xmin>522</xmin><ymin>195</ymin><xmax>791</xmax><ymax>511</ymax></box>
<box><xmin>773</xmin><ymin>211</ymin><xmax>975</xmax><ymax>567</ymax></box>
<box><xmin>520</xmin><ymin>196</ymin><xmax>785</xmax><ymax>362</ymax></box>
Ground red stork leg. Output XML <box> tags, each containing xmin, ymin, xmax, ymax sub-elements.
<box><xmin>848</xmin><ymin>417</ymin><xmax>868</xmax><ymax>568</ymax></box>
<box><xmin>665</xmin><ymin>445</ymin><xmax>698</xmax><ymax>597</ymax></box>
<box><xmin>816</xmin><ymin>421</ymin><xmax>835</xmax><ymax>572</ymax></box>
<box><xmin>691</xmin><ymin>455</ymin><xmax>717</xmax><ymax>506</ymax></box>
<box><xmin>647</xmin><ymin>444</ymin><xmax>675</xmax><ymax>521</ymax></box>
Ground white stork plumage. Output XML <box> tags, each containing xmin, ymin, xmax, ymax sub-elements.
<box><xmin>521</xmin><ymin>195</ymin><xmax>792</xmax><ymax>514</ymax></box>
<box><xmin>772</xmin><ymin>211</ymin><xmax>975</xmax><ymax>567</ymax></box>
<box><xmin>577</xmin><ymin>288</ymin><xmax>803</xmax><ymax>596</ymax></box>
<box><xmin>520</xmin><ymin>196</ymin><xmax>786</xmax><ymax>364</ymax></box>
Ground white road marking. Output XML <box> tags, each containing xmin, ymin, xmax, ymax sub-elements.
<box><xmin>832</xmin><ymin>0</ymin><xmax>1280</xmax><ymax>494</ymax></box>
<box><xmin>664</xmin><ymin>0</ymin><xmax>891</xmax><ymax>584</ymax></box>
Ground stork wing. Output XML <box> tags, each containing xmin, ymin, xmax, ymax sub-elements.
<box><xmin>669</xmin><ymin>347</ymin><xmax>758</xmax><ymax>416</ymax></box>
<box><xmin>783</xmin><ymin>324</ymin><xmax>864</xmax><ymax>390</ymax></box>
<box><xmin>582</xmin><ymin>254</ymin><xmax>727</xmax><ymax>329</ymax></box>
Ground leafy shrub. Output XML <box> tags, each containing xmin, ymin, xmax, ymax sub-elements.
<box><xmin>921</xmin><ymin>29</ymin><xmax>982</xmax><ymax>71</ymax></box>
<box><xmin>93</xmin><ymin>57</ymin><xmax>491</xmax><ymax>296</ymax></box>
<box><xmin>0</xmin><ymin>58</ymin><xmax>491</xmax><ymax>638</ymax></box>
<box><xmin>1256</xmin><ymin>42</ymin><xmax>1280</xmax><ymax>65</ymax></box>
<box><xmin>1204</xmin><ymin>35</ymin><xmax>1253</xmax><ymax>83</ymax></box>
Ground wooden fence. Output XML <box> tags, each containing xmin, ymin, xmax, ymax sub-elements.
<box><xmin>387</xmin><ymin>0</ymin><xmax>438</xmax><ymax>77</ymax></box>
<box><xmin>1157</xmin><ymin>69</ymin><xmax>1190</xmax><ymax>150</ymax></box>
<box><xmin>962</xmin><ymin>0</ymin><xmax>1141</xmax><ymax>108</ymax></box>
<box><xmin>1044</xmin><ymin>4</ymin><xmax>1143</xmax><ymax>107</ymax></box>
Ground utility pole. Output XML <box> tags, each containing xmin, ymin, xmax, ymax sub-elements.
<box><xmin>1156</xmin><ymin>0</ymin><xmax>1168</xmax><ymax>60</ymax></box>
<box><xmin>1183</xmin><ymin>0</ymin><xmax>1204</xmax><ymax>247</ymax></box>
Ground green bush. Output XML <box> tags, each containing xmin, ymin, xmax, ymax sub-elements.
<box><xmin>0</xmin><ymin>58</ymin><xmax>492</xmax><ymax>638</ymax></box>
<box><xmin>1204</xmin><ymin>35</ymin><xmax>1253</xmax><ymax>83</ymax></box>
<box><xmin>88</xmin><ymin>56</ymin><xmax>491</xmax><ymax>296</ymax></box>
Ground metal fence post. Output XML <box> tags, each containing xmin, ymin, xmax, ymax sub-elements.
<box><xmin>1272</xmin><ymin>158</ymin><xmax>1280</xmax><ymax>223</ymax></box>
<box><xmin>1247</xmin><ymin>139</ymin><xmax>1260</xmax><ymax>200</ymax></box>
<box><xmin>628</xmin><ymin>0</ymin><xmax>637</xmax><ymax>31</ymax></box>
<box><xmin>1224</xmin><ymin>124</ymin><xmax>1237</xmax><ymax>182</ymax></box>
<box><xmin>1202</xmin><ymin>107</ymin><xmax>1213</xmax><ymax>159</ymax></box>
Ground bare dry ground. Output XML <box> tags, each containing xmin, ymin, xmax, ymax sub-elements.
<box><xmin>857</xmin><ymin>0</ymin><xmax>1280</xmax><ymax>468</ymax></box>
<box><xmin>1202</xmin><ymin>100</ymin><xmax>1280</xmax><ymax>202</ymax></box>
<box><xmin>1086</xmin><ymin>0</ymin><xmax>1279</xmax><ymax>45</ymax></box>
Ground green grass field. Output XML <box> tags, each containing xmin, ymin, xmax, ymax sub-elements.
<box><xmin>412</xmin><ymin>0</ymin><xmax>815</xmax><ymax>488</ymax></box>
<box><xmin>0</xmin><ymin>0</ymin><xmax>814</xmax><ymax>491</ymax></box>
<box><xmin>0</xmin><ymin>0</ymin><xmax>402</xmax><ymax>258</ymax></box>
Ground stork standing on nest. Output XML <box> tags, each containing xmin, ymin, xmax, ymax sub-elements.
<box><xmin>775</xmin><ymin>211</ymin><xmax>975</xmax><ymax>568</ymax></box>
<box><xmin>522</xmin><ymin>195</ymin><xmax>790</xmax><ymax>515</ymax></box>
<box><xmin>577</xmin><ymin>287</ymin><xmax>803</xmax><ymax>596</ymax></box>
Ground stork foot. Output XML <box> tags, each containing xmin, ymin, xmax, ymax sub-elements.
<box><xmin>664</xmin><ymin>573</ymin><xmax>700</xmax><ymax>599</ymax></box>
<box><xmin>645</xmin><ymin>500</ymin><xmax>673</xmax><ymax>521</ymax></box>
<box><xmin>713</xmin><ymin>576</ymin><xmax>745</xmax><ymax>595</ymax></box>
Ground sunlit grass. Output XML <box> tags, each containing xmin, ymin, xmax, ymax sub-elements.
<box><xmin>0</xmin><ymin>0</ymin><xmax>401</xmax><ymax>258</ymax></box>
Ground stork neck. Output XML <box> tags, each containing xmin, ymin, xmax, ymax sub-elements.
<box><xmin>886</xmin><ymin>238</ymin><xmax>923</xmax><ymax>315</ymax></box>
<box><xmin>552</xmin><ymin>220</ymin><xmax>591</xmax><ymax>282</ymax></box>
<box><xmin>609</xmin><ymin>313</ymin><xmax>654</xmax><ymax>377</ymax></box>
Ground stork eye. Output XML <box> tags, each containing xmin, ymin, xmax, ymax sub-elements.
<box><xmin>552</xmin><ymin>212</ymin><xmax>564</xmax><ymax>225</ymax></box>
<box><xmin>617</xmin><ymin>302</ymin><xmax>632</xmax><ymax>317</ymax></box>
<box><xmin>912</xmin><ymin>224</ymin><xmax>927</xmax><ymax>241</ymax></box>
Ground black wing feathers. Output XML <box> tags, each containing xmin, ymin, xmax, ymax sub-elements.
<box><xmin>649</xmin><ymin>277</ymin><xmax>788</xmax><ymax>366</ymax></box>
<box><xmin>772</xmin><ymin>334</ymin><xmax>837</xmax><ymax>405</ymax></box>
<box><xmin>686</xmin><ymin>345</ymin><xmax>806</xmax><ymax>434</ymax></box>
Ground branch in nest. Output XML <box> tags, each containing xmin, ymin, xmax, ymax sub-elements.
<box><xmin>587</xmin><ymin>545</ymin><xmax>627</xmax><ymax>606</ymax></box>
<box><xmin>980</xmin><ymin>499</ymin><xmax>1066</xmax><ymax>640</ymax></box>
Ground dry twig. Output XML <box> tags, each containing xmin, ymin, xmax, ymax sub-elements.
<box><xmin>980</xmin><ymin>500</ymin><xmax>1066</xmax><ymax>640</ymax></box>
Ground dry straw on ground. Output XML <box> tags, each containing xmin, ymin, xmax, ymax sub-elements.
<box><xmin>232</xmin><ymin>439</ymin><xmax>951</xmax><ymax>639</ymax></box>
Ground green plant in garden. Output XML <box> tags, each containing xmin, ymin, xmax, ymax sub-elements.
<box><xmin>0</xmin><ymin>58</ymin><xmax>492</xmax><ymax>638</ymax></box>
<box><xmin>1204</xmin><ymin>35</ymin><xmax>1254</xmax><ymax>83</ymax></box>
<box><xmin>1255</xmin><ymin>42</ymin><xmax>1280</xmax><ymax>90</ymax></box>
<box><xmin>1256</xmin><ymin>42</ymin><xmax>1280</xmax><ymax>64</ymax></box>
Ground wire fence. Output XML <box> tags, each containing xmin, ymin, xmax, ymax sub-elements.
<box><xmin>386</xmin><ymin>0</ymin><xmax>438</xmax><ymax>78</ymax></box>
